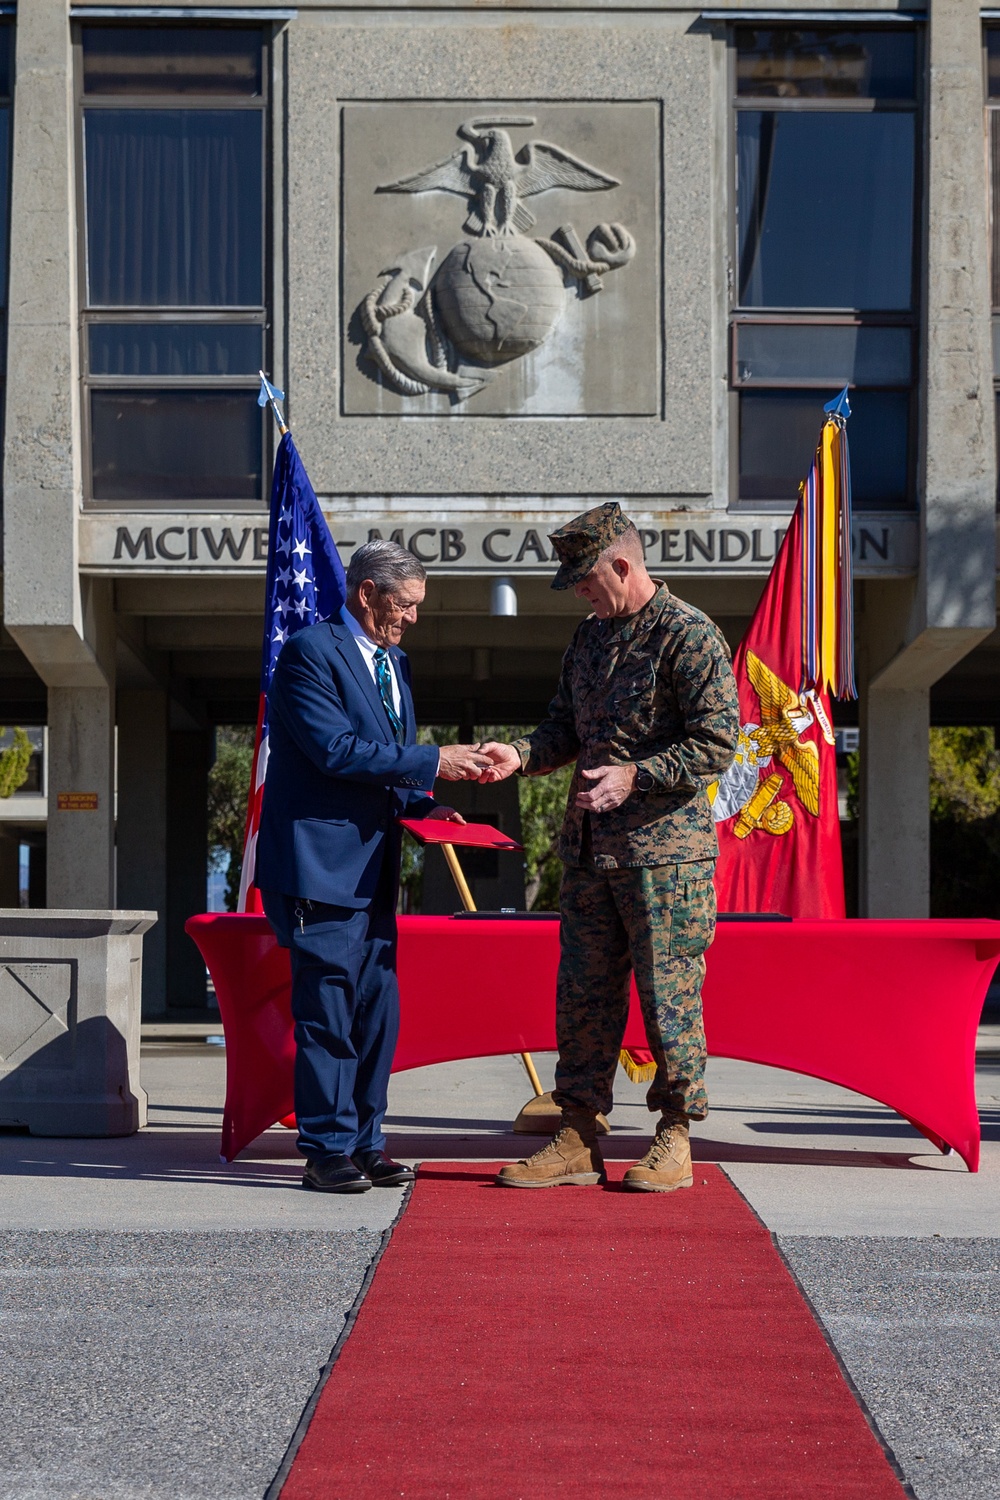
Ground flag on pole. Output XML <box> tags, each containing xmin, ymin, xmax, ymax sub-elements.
<box><xmin>710</xmin><ymin>388</ymin><xmax>856</xmax><ymax>918</ymax></box>
<box><xmin>237</xmin><ymin>426</ymin><xmax>347</xmax><ymax>912</ymax></box>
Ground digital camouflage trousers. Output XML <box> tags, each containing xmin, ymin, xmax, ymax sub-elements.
<box><xmin>552</xmin><ymin>858</ymin><xmax>716</xmax><ymax>1123</ymax></box>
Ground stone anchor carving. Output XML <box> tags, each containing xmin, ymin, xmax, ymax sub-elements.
<box><xmin>358</xmin><ymin>116</ymin><xmax>636</xmax><ymax>400</ymax></box>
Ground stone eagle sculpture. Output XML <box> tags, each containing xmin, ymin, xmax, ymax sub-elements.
<box><xmin>377</xmin><ymin>115</ymin><xmax>620</xmax><ymax>237</ymax></box>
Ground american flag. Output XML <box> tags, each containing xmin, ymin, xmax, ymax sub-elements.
<box><xmin>237</xmin><ymin>431</ymin><xmax>347</xmax><ymax>911</ymax></box>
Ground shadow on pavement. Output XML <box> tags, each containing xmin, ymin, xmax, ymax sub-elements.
<box><xmin>0</xmin><ymin>1128</ymin><xmax>305</xmax><ymax>1188</ymax></box>
<box><xmin>383</xmin><ymin>1131</ymin><xmax>941</xmax><ymax>1170</ymax></box>
<box><xmin>383</xmin><ymin>1112</ymin><xmax>533</xmax><ymax>1133</ymax></box>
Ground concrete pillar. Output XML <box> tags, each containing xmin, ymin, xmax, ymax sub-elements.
<box><xmin>2</xmin><ymin>0</ymin><xmax>119</xmax><ymax>912</ymax></box>
<box><xmin>858</xmin><ymin>2</ymin><xmax>997</xmax><ymax>915</ymax></box>
<box><xmin>166</xmin><ymin>729</ymin><xmax>212</xmax><ymax>1011</ymax></box>
<box><xmin>117</xmin><ymin>691</ymin><xmax>169</xmax><ymax>1016</ymax></box>
<box><xmin>43</xmin><ymin>580</ymin><xmax>116</xmax><ymax>909</ymax></box>
<box><xmin>2</xmin><ymin>0</ymin><xmax>91</xmax><ymax>679</ymax></box>
<box><xmin>859</xmin><ymin>686</ymin><xmax>930</xmax><ymax>918</ymax></box>
<box><xmin>922</xmin><ymin>0</ymin><xmax>996</xmax><ymax>629</ymax></box>
<box><xmin>46</xmin><ymin>685</ymin><xmax>115</xmax><ymax>908</ymax></box>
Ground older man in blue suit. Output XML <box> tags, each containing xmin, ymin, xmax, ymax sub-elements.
<box><xmin>257</xmin><ymin>540</ymin><xmax>489</xmax><ymax>1193</ymax></box>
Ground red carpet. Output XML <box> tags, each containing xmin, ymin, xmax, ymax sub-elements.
<box><xmin>281</xmin><ymin>1164</ymin><xmax>909</xmax><ymax>1500</ymax></box>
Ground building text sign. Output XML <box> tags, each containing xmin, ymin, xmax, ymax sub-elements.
<box><xmin>79</xmin><ymin>513</ymin><xmax>919</xmax><ymax>578</ymax></box>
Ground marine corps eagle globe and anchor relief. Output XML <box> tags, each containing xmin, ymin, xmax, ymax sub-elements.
<box><xmin>357</xmin><ymin>115</ymin><xmax>636</xmax><ymax>401</ymax></box>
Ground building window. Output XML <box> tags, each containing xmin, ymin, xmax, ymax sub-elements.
<box><xmin>732</xmin><ymin>27</ymin><xmax>920</xmax><ymax>509</ymax></box>
<box><xmin>0</xmin><ymin>24</ymin><xmax>14</xmax><ymax>483</ymax></box>
<box><xmin>79</xmin><ymin>26</ymin><xmax>268</xmax><ymax>504</ymax></box>
<box><xmin>986</xmin><ymin>29</ymin><xmax>1000</xmax><ymax>505</ymax></box>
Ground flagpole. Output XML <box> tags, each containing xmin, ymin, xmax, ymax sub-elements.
<box><xmin>258</xmin><ymin>370</ymin><xmax>288</xmax><ymax>435</ymax></box>
<box><xmin>236</xmin><ymin>373</ymin><xmax>291</xmax><ymax>915</ymax></box>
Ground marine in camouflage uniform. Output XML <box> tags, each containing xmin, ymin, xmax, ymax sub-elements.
<box><xmin>496</xmin><ymin>502</ymin><xmax>739</xmax><ymax>1188</ymax></box>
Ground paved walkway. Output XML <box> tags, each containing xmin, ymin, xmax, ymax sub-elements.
<box><xmin>0</xmin><ymin>1041</ymin><xmax>997</xmax><ymax>1498</ymax></box>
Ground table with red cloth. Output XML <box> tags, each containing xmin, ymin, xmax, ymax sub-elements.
<box><xmin>185</xmin><ymin>913</ymin><xmax>1000</xmax><ymax>1171</ymax></box>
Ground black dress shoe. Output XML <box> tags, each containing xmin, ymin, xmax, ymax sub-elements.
<box><xmin>302</xmin><ymin>1154</ymin><xmax>372</xmax><ymax>1193</ymax></box>
<box><xmin>351</xmin><ymin>1150</ymin><xmax>415</xmax><ymax>1187</ymax></box>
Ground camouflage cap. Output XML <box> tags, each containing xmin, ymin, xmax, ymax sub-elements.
<box><xmin>548</xmin><ymin>501</ymin><xmax>631</xmax><ymax>591</ymax></box>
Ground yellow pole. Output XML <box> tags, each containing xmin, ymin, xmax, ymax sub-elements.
<box><xmin>440</xmin><ymin>840</ymin><xmax>544</xmax><ymax>1098</ymax></box>
<box><xmin>520</xmin><ymin>1050</ymin><xmax>545</xmax><ymax>1096</ymax></box>
<box><xmin>441</xmin><ymin>842</ymin><xmax>476</xmax><ymax>912</ymax></box>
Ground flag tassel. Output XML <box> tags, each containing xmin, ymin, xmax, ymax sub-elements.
<box><xmin>619</xmin><ymin>1048</ymin><xmax>657</xmax><ymax>1084</ymax></box>
<box><xmin>800</xmin><ymin>387</ymin><xmax>856</xmax><ymax>702</ymax></box>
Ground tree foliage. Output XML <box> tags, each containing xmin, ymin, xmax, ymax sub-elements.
<box><xmin>928</xmin><ymin>727</ymin><xmax>1000</xmax><ymax>918</ymax></box>
<box><xmin>519</xmin><ymin>761</ymin><xmax>573</xmax><ymax>910</ymax></box>
<box><xmin>207</xmin><ymin>727</ymin><xmax>255</xmax><ymax>911</ymax></box>
<box><xmin>929</xmin><ymin>727</ymin><xmax>1000</xmax><ymax>823</ymax></box>
<box><xmin>0</xmin><ymin>728</ymin><xmax>32</xmax><ymax>799</ymax></box>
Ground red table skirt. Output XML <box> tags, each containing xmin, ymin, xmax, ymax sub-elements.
<box><xmin>185</xmin><ymin>913</ymin><xmax>1000</xmax><ymax>1171</ymax></box>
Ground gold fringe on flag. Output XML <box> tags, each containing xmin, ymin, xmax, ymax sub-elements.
<box><xmin>619</xmin><ymin>1049</ymin><xmax>657</xmax><ymax>1083</ymax></box>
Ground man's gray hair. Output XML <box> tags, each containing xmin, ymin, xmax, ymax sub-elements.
<box><xmin>597</xmin><ymin>520</ymin><xmax>646</xmax><ymax>569</ymax></box>
<box><xmin>346</xmin><ymin>539</ymin><xmax>426</xmax><ymax>595</ymax></box>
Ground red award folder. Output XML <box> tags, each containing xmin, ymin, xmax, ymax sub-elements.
<box><xmin>398</xmin><ymin>818</ymin><xmax>523</xmax><ymax>852</ymax></box>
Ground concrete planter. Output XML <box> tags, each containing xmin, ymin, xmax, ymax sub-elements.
<box><xmin>0</xmin><ymin>910</ymin><xmax>156</xmax><ymax>1136</ymax></box>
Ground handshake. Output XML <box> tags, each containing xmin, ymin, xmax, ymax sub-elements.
<box><xmin>436</xmin><ymin>741</ymin><xmax>522</xmax><ymax>784</ymax></box>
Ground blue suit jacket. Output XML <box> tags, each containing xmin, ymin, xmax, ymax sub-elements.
<box><xmin>256</xmin><ymin>620</ymin><xmax>439</xmax><ymax>908</ymax></box>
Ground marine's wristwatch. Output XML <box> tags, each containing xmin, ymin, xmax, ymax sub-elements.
<box><xmin>634</xmin><ymin>766</ymin><xmax>655</xmax><ymax>793</ymax></box>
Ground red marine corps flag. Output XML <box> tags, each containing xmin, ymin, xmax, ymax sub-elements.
<box><xmin>711</xmin><ymin>388</ymin><xmax>857</xmax><ymax>918</ymax></box>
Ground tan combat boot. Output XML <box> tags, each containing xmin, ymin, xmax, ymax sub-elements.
<box><xmin>495</xmin><ymin>1111</ymin><xmax>606</xmax><ymax>1188</ymax></box>
<box><xmin>622</xmin><ymin>1118</ymin><xmax>693</xmax><ymax>1193</ymax></box>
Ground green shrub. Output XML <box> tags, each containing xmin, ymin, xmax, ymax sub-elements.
<box><xmin>0</xmin><ymin>728</ymin><xmax>32</xmax><ymax>799</ymax></box>
<box><xmin>207</xmin><ymin>727</ymin><xmax>255</xmax><ymax>911</ymax></box>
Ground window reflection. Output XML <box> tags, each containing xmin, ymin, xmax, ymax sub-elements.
<box><xmin>736</xmin><ymin>27</ymin><xmax>916</xmax><ymax>100</ymax></box>
<box><xmin>0</xmin><ymin>28</ymin><xmax>11</xmax><ymax>99</ymax></box>
<box><xmin>738</xmin><ymin>111</ymin><xmax>915</xmax><ymax>310</ymax></box>
<box><xmin>91</xmin><ymin>390</ymin><xmax>262</xmax><ymax>502</ymax></box>
<box><xmin>0</xmin><ymin>109</ymin><xmax>9</xmax><ymax>309</ymax></box>
<box><xmin>85</xmin><ymin>110</ymin><xmax>263</xmax><ymax>306</ymax></box>
<box><xmin>89</xmin><ymin>323</ymin><xmax>261</xmax><ymax>376</ymax></box>
<box><xmin>739</xmin><ymin>390</ymin><xmax>910</xmax><ymax>507</ymax></box>
<box><xmin>81</xmin><ymin>26</ymin><xmax>268</xmax><ymax>505</ymax></box>
<box><xmin>735</xmin><ymin>324</ymin><xmax>911</xmax><ymax>385</ymax></box>
<box><xmin>733</xmin><ymin>27</ymin><xmax>918</xmax><ymax>509</ymax></box>
<box><xmin>987</xmin><ymin>31</ymin><xmax>1000</xmax><ymax>101</ymax></box>
<box><xmin>82</xmin><ymin>26</ymin><xmax>262</xmax><ymax>97</ymax></box>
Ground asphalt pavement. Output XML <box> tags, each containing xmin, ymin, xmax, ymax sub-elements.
<box><xmin>0</xmin><ymin>1040</ymin><xmax>996</xmax><ymax>1499</ymax></box>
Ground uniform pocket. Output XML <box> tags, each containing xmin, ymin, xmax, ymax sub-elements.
<box><xmin>668</xmin><ymin>861</ymin><xmax>717</xmax><ymax>958</ymax></box>
<box><xmin>613</xmin><ymin>664</ymin><xmax>656</xmax><ymax>704</ymax></box>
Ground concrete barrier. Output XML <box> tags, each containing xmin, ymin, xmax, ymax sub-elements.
<box><xmin>0</xmin><ymin>910</ymin><xmax>156</xmax><ymax>1136</ymax></box>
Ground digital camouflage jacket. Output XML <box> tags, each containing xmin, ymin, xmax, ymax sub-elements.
<box><xmin>512</xmin><ymin>583</ymin><xmax>739</xmax><ymax>868</ymax></box>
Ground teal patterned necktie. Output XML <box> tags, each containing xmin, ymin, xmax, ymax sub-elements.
<box><xmin>373</xmin><ymin>648</ymin><xmax>405</xmax><ymax>743</ymax></box>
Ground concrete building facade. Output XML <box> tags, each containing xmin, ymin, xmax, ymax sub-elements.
<box><xmin>0</xmin><ymin>0</ymin><xmax>997</xmax><ymax>1012</ymax></box>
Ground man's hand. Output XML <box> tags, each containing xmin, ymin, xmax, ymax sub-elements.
<box><xmin>575</xmin><ymin>764</ymin><xmax>637</xmax><ymax>813</ymax></box>
<box><xmin>425</xmin><ymin>805</ymin><xmax>466</xmax><ymax>825</ymax></box>
<box><xmin>437</xmin><ymin>744</ymin><xmax>492</xmax><ymax>782</ymax></box>
<box><xmin>476</xmin><ymin>742</ymin><xmax>522</xmax><ymax>784</ymax></box>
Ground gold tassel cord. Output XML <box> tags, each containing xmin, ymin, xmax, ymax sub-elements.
<box><xmin>619</xmin><ymin>1049</ymin><xmax>657</xmax><ymax>1084</ymax></box>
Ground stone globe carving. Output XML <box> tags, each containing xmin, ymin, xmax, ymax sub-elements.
<box><xmin>433</xmin><ymin>238</ymin><xmax>567</xmax><ymax>366</ymax></box>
